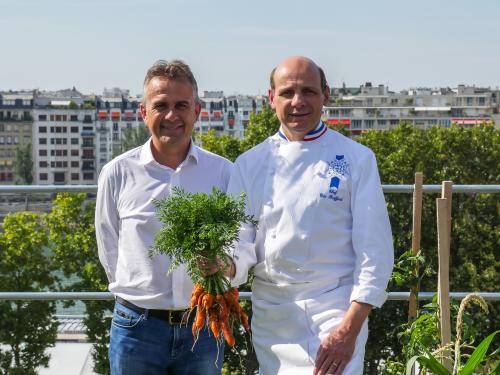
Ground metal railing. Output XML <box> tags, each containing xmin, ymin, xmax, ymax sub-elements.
<box><xmin>0</xmin><ymin>291</ymin><xmax>499</xmax><ymax>302</ymax></box>
<box><xmin>0</xmin><ymin>184</ymin><xmax>499</xmax><ymax>194</ymax></box>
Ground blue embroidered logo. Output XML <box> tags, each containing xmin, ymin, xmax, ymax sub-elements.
<box><xmin>320</xmin><ymin>155</ymin><xmax>349</xmax><ymax>201</ymax></box>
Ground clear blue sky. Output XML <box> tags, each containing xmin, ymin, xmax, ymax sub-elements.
<box><xmin>1</xmin><ymin>0</ymin><xmax>499</xmax><ymax>96</ymax></box>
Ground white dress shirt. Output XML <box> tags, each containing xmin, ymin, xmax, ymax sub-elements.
<box><xmin>228</xmin><ymin>124</ymin><xmax>394</xmax><ymax>374</ymax></box>
<box><xmin>95</xmin><ymin>138</ymin><xmax>232</xmax><ymax>310</ymax></box>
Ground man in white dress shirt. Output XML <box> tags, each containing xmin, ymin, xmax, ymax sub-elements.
<box><xmin>95</xmin><ymin>60</ymin><xmax>232</xmax><ymax>375</ymax></box>
<box><xmin>228</xmin><ymin>56</ymin><xmax>394</xmax><ymax>374</ymax></box>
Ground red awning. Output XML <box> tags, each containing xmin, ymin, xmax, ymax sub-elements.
<box><xmin>111</xmin><ymin>112</ymin><xmax>120</xmax><ymax>118</ymax></box>
<box><xmin>452</xmin><ymin>118</ymin><xmax>490</xmax><ymax>125</ymax></box>
<box><xmin>98</xmin><ymin>111</ymin><xmax>108</xmax><ymax>117</ymax></box>
<box><xmin>326</xmin><ymin>119</ymin><xmax>350</xmax><ymax>125</ymax></box>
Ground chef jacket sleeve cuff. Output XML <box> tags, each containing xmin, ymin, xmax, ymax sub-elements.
<box><xmin>350</xmin><ymin>285</ymin><xmax>388</xmax><ymax>308</ymax></box>
<box><xmin>229</xmin><ymin>224</ymin><xmax>257</xmax><ymax>287</ymax></box>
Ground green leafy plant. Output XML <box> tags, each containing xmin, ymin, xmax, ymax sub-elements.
<box><xmin>405</xmin><ymin>294</ymin><xmax>499</xmax><ymax>375</ymax></box>
<box><xmin>151</xmin><ymin>187</ymin><xmax>256</xmax><ymax>285</ymax></box>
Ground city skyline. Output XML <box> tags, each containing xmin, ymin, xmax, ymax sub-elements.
<box><xmin>1</xmin><ymin>0</ymin><xmax>499</xmax><ymax>96</ymax></box>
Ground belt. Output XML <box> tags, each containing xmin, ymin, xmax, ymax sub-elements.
<box><xmin>115</xmin><ymin>296</ymin><xmax>190</xmax><ymax>325</ymax></box>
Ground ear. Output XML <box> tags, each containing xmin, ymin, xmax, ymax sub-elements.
<box><xmin>194</xmin><ymin>101</ymin><xmax>201</xmax><ymax>120</ymax></box>
<box><xmin>140</xmin><ymin>102</ymin><xmax>147</xmax><ymax>121</ymax></box>
<box><xmin>268</xmin><ymin>89</ymin><xmax>276</xmax><ymax>109</ymax></box>
<box><xmin>323</xmin><ymin>85</ymin><xmax>330</xmax><ymax>105</ymax></box>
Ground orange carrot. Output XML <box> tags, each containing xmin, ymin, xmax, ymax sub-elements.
<box><xmin>190</xmin><ymin>284</ymin><xmax>205</xmax><ymax>309</ymax></box>
<box><xmin>202</xmin><ymin>293</ymin><xmax>215</xmax><ymax>311</ymax></box>
<box><xmin>209</xmin><ymin>309</ymin><xmax>220</xmax><ymax>339</ymax></box>
<box><xmin>221</xmin><ymin>319</ymin><xmax>235</xmax><ymax>346</ymax></box>
<box><xmin>192</xmin><ymin>306</ymin><xmax>206</xmax><ymax>336</ymax></box>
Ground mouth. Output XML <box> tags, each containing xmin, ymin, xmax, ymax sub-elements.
<box><xmin>160</xmin><ymin>122</ymin><xmax>183</xmax><ymax>132</ymax></box>
<box><xmin>288</xmin><ymin>113</ymin><xmax>310</xmax><ymax>119</ymax></box>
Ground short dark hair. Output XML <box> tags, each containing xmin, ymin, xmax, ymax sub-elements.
<box><xmin>269</xmin><ymin>65</ymin><xmax>328</xmax><ymax>93</ymax></box>
<box><xmin>143</xmin><ymin>59</ymin><xmax>199</xmax><ymax>103</ymax></box>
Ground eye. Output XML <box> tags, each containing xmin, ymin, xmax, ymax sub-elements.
<box><xmin>279</xmin><ymin>90</ymin><xmax>294</xmax><ymax>98</ymax></box>
<box><xmin>176</xmin><ymin>102</ymin><xmax>189</xmax><ymax>110</ymax></box>
<box><xmin>153</xmin><ymin>103</ymin><xmax>167</xmax><ymax>110</ymax></box>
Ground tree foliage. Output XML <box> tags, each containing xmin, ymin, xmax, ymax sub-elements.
<box><xmin>0</xmin><ymin>212</ymin><xmax>58</xmax><ymax>374</ymax></box>
<box><xmin>14</xmin><ymin>143</ymin><xmax>33</xmax><ymax>184</ymax></box>
<box><xmin>45</xmin><ymin>193</ymin><xmax>112</xmax><ymax>374</ymax></box>
<box><xmin>358</xmin><ymin>123</ymin><xmax>499</xmax><ymax>373</ymax></box>
<box><xmin>116</xmin><ymin>124</ymin><xmax>150</xmax><ymax>156</ymax></box>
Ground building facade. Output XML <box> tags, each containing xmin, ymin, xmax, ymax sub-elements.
<box><xmin>324</xmin><ymin>83</ymin><xmax>499</xmax><ymax>135</ymax></box>
<box><xmin>195</xmin><ymin>91</ymin><xmax>268</xmax><ymax>139</ymax></box>
<box><xmin>0</xmin><ymin>91</ymin><xmax>34</xmax><ymax>184</ymax></box>
<box><xmin>33</xmin><ymin>89</ymin><xmax>97</xmax><ymax>185</ymax></box>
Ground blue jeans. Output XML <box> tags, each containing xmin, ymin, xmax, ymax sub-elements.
<box><xmin>109</xmin><ymin>301</ymin><xmax>224</xmax><ymax>375</ymax></box>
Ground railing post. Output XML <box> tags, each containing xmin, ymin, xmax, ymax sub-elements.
<box><xmin>409</xmin><ymin>172</ymin><xmax>423</xmax><ymax>321</ymax></box>
<box><xmin>437</xmin><ymin>181</ymin><xmax>453</xmax><ymax>371</ymax></box>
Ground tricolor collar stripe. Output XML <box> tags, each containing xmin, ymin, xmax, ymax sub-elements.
<box><xmin>277</xmin><ymin>122</ymin><xmax>327</xmax><ymax>142</ymax></box>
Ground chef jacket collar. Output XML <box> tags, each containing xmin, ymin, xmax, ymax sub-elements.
<box><xmin>139</xmin><ymin>137</ymin><xmax>199</xmax><ymax>166</ymax></box>
<box><xmin>277</xmin><ymin>121</ymin><xmax>327</xmax><ymax>142</ymax></box>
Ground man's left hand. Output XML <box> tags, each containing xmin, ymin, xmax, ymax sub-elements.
<box><xmin>313</xmin><ymin>326</ymin><xmax>356</xmax><ymax>375</ymax></box>
<box><xmin>313</xmin><ymin>301</ymin><xmax>372</xmax><ymax>375</ymax></box>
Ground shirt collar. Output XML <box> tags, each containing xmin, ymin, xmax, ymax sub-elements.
<box><xmin>139</xmin><ymin>137</ymin><xmax>199</xmax><ymax>166</ymax></box>
<box><xmin>277</xmin><ymin>121</ymin><xmax>327</xmax><ymax>142</ymax></box>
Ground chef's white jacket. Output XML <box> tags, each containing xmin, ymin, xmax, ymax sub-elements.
<box><xmin>228</xmin><ymin>125</ymin><xmax>394</xmax><ymax>374</ymax></box>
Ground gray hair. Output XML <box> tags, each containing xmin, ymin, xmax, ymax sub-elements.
<box><xmin>143</xmin><ymin>59</ymin><xmax>200</xmax><ymax>103</ymax></box>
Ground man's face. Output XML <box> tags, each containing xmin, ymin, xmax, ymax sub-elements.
<box><xmin>140</xmin><ymin>76</ymin><xmax>200</xmax><ymax>150</ymax></box>
<box><xmin>269</xmin><ymin>58</ymin><xmax>329</xmax><ymax>140</ymax></box>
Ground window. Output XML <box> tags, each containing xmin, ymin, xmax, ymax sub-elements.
<box><xmin>39</xmin><ymin>138</ymin><xmax>47</xmax><ymax>144</ymax></box>
<box><xmin>71</xmin><ymin>173</ymin><xmax>79</xmax><ymax>180</ymax></box>
<box><xmin>71</xmin><ymin>138</ymin><xmax>79</xmax><ymax>145</ymax></box>
<box><xmin>113</xmin><ymin>123</ymin><xmax>119</xmax><ymax>131</ymax></box>
<box><xmin>71</xmin><ymin>161</ymin><xmax>79</xmax><ymax>168</ymax></box>
<box><xmin>0</xmin><ymin>137</ymin><xmax>4</xmax><ymax>144</ymax></box>
<box><xmin>23</xmin><ymin>100</ymin><xmax>31</xmax><ymax>106</ymax></box>
<box><xmin>70</xmin><ymin>115</ymin><xmax>78</xmax><ymax>121</ymax></box>
<box><xmin>71</xmin><ymin>150</ymin><xmax>79</xmax><ymax>156</ymax></box>
<box><xmin>39</xmin><ymin>161</ymin><xmax>48</xmax><ymax>168</ymax></box>
<box><xmin>352</xmin><ymin>120</ymin><xmax>362</xmax><ymax>129</ymax></box>
<box><xmin>71</xmin><ymin>127</ymin><xmax>78</xmax><ymax>133</ymax></box>
<box><xmin>54</xmin><ymin>172</ymin><xmax>65</xmax><ymax>183</ymax></box>
<box><xmin>39</xmin><ymin>173</ymin><xmax>48</xmax><ymax>181</ymax></box>
<box><xmin>479</xmin><ymin>97</ymin><xmax>485</xmax><ymax>106</ymax></box>
<box><xmin>39</xmin><ymin>149</ymin><xmax>47</xmax><ymax>156</ymax></box>
<box><xmin>39</xmin><ymin>115</ymin><xmax>47</xmax><ymax>121</ymax></box>
<box><xmin>83</xmin><ymin>173</ymin><xmax>94</xmax><ymax>180</ymax></box>
<box><xmin>365</xmin><ymin>120</ymin><xmax>374</xmax><ymax>129</ymax></box>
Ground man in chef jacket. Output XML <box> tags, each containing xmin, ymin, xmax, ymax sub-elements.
<box><xmin>228</xmin><ymin>56</ymin><xmax>394</xmax><ymax>375</ymax></box>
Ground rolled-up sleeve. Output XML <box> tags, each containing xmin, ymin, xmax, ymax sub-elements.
<box><xmin>349</xmin><ymin>151</ymin><xmax>394</xmax><ymax>308</ymax></box>
<box><xmin>95</xmin><ymin>165</ymin><xmax>120</xmax><ymax>284</ymax></box>
<box><xmin>227</xmin><ymin>162</ymin><xmax>257</xmax><ymax>287</ymax></box>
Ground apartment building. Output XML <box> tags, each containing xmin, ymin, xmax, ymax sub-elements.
<box><xmin>0</xmin><ymin>91</ymin><xmax>34</xmax><ymax>184</ymax></box>
<box><xmin>95</xmin><ymin>88</ymin><xmax>143</xmax><ymax>174</ymax></box>
<box><xmin>195</xmin><ymin>91</ymin><xmax>268</xmax><ymax>138</ymax></box>
<box><xmin>324</xmin><ymin>83</ymin><xmax>499</xmax><ymax>135</ymax></box>
<box><xmin>33</xmin><ymin>89</ymin><xmax>96</xmax><ymax>185</ymax></box>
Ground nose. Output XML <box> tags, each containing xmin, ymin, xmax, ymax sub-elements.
<box><xmin>164</xmin><ymin>108</ymin><xmax>178</xmax><ymax>121</ymax></box>
<box><xmin>291</xmin><ymin>93</ymin><xmax>305</xmax><ymax>107</ymax></box>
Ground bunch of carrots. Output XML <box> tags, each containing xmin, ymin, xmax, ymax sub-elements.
<box><xmin>151</xmin><ymin>187</ymin><xmax>257</xmax><ymax>347</ymax></box>
<box><xmin>190</xmin><ymin>277</ymin><xmax>250</xmax><ymax>346</ymax></box>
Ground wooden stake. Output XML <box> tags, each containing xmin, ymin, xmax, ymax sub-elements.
<box><xmin>408</xmin><ymin>172</ymin><xmax>423</xmax><ymax>320</ymax></box>
<box><xmin>437</xmin><ymin>180</ymin><xmax>453</xmax><ymax>371</ymax></box>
